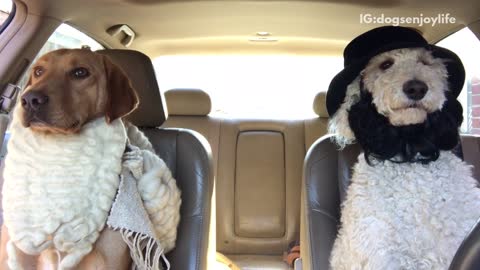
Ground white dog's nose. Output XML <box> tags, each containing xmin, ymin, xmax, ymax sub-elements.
<box><xmin>403</xmin><ymin>80</ymin><xmax>428</xmax><ymax>101</ymax></box>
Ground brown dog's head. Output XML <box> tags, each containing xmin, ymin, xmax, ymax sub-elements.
<box><xmin>19</xmin><ymin>48</ymin><xmax>139</xmax><ymax>134</ymax></box>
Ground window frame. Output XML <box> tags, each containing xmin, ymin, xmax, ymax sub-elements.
<box><xmin>54</xmin><ymin>22</ymin><xmax>107</xmax><ymax>51</ymax></box>
<box><xmin>15</xmin><ymin>23</ymin><xmax>106</xmax><ymax>90</ymax></box>
<box><xmin>0</xmin><ymin>1</ymin><xmax>15</xmax><ymax>35</ymax></box>
<box><xmin>435</xmin><ymin>27</ymin><xmax>480</xmax><ymax>135</ymax></box>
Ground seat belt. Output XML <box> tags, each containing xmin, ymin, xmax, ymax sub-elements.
<box><xmin>0</xmin><ymin>83</ymin><xmax>20</xmax><ymax>158</ymax></box>
<box><xmin>460</xmin><ymin>135</ymin><xmax>480</xmax><ymax>182</ymax></box>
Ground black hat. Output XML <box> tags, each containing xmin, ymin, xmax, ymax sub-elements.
<box><xmin>326</xmin><ymin>26</ymin><xmax>465</xmax><ymax>116</ymax></box>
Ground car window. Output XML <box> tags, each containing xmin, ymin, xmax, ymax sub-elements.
<box><xmin>0</xmin><ymin>0</ymin><xmax>13</xmax><ymax>32</ymax></box>
<box><xmin>153</xmin><ymin>55</ymin><xmax>344</xmax><ymax>119</ymax></box>
<box><xmin>17</xmin><ymin>23</ymin><xmax>104</xmax><ymax>89</ymax></box>
<box><xmin>437</xmin><ymin>27</ymin><xmax>480</xmax><ymax>135</ymax></box>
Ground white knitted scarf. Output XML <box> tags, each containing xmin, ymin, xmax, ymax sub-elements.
<box><xmin>3</xmin><ymin>114</ymin><xmax>126</xmax><ymax>269</ymax></box>
<box><xmin>3</xmin><ymin>114</ymin><xmax>181</xmax><ymax>270</ymax></box>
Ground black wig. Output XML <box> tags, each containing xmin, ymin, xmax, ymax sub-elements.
<box><xmin>348</xmin><ymin>90</ymin><xmax>463</xmax><ymax>164</ymax></box>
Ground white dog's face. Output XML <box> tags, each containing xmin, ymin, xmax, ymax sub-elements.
<box><xmin>362</xmin><ymin>48</ymin><xmax>449</xmax><ymax>126</ymax></box>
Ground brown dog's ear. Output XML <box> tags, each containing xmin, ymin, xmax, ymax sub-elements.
<box><xmin>102</xmin><ymin>55</ymin><xmax>139</xmax><ymax>123</ymax></box>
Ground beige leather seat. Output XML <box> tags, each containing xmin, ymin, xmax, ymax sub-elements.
<box><xmin>162</xmin><ymin>88</ymin><xmax>221</xmax><ymax>176</ymax></box>
<box><xmin>216</xmin><ymin>119</ymin><xmax>305</xmax><ymax>270</ymax></box>
<box><xmin>162</xmin><ymin>89</ymin><xmax>331</xmax><ymax>269</ymax></box>
<box><xmin>97</xmin><ymin>50</ymin><xmax>215</xmax><ymax>270</ymax></box>
<box><xmin>304</xmin><ymin>92</ymin><xmax>329</xmax><ymax>151</ymax></box>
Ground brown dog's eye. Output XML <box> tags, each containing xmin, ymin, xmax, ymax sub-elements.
<box><xmin>33</xmin><ymin>67</ymin><xmax>44</xmax><ymax>77</ymax></box>
<box><xmin>71</xmin><ymin>67</ymin><xmax>90</xmax><ymax>79</ymax></box>
<box><xmin>379</xmin><ymin>59</ymin><xmax>394</xmax><ymax>70</ymax></box>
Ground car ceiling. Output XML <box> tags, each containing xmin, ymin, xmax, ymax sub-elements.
<box><xmin>20</xmin><ymin>0</ymin><xmax>480</xmax><ymax>58</ymax></box>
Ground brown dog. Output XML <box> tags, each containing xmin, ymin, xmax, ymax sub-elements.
<box><xmin>0</xmin><ymin>48</ymin><xmax>139</xmax><ymax>269</ymax></box>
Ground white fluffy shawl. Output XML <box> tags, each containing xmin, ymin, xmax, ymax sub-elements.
<box><xmin>112</xmin><ymin>123</ymin><xmax>181</xmax><ymax>270</ymax></box>
<box><xmin>331</xmin><ymin>152</ymin><xmax>480</xmax><ymax>270</ymax></box>
<box><xmin>3</xmin><ymin>115</ymin><xmax>126</xmax><ymax>269</ymax></box>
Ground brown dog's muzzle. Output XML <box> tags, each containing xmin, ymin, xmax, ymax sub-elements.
<box><xmin>20</xmin><ymin>89</ymin><xmax>52</xmax><ymax>129</ymax></box>
<box><xmin>21</xmin><ymin>91</ymin><xmax>49</xmax><ymax>111</ymax></box>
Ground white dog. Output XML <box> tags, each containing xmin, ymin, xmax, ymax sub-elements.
<box><xmin>327</xmin><ymin>26</ymin><xmax>480</xmax><ymax>270</ymax></box>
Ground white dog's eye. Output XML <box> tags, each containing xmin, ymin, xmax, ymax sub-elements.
<box><xmin>379</xmin><ymin>59</ymin><xmax>394</xmax><ymax>70</ymax></box>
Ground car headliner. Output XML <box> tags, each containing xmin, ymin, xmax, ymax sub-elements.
<box><xmin>18</xmin><ymin>0</ymin><xmax>480</xmax><ymax>57</ymax></box>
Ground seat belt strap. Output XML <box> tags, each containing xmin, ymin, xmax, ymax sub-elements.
<box><xmin>0</xmin><ymin>84</ymin><xmax>20</xmax><ymax>114</ymax></box>
<box><xmin>460</xmin><ymin>135</ymin><xmax>480</xmax><ymax>182</ymax></box>
<box><xmin>0</xmin><ymin>84</ymin><xmax>20</xmax><ymax>158</ymax></box>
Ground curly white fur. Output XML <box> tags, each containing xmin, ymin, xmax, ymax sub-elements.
<box><xmin>3</xmin><ymin>108</ymin><xmax>126</xmax><ymax>269</ymax></box>
<box><xmin>363</xmin><ymin>48</ymin><xmax>448</xmax><ymax>126</ymax></box>
<box><xmin>329</xmin><ymin>48</ymin><xmax>449</xmax><ymax>147</ymax></box>
<box><xmin>330</xmin><ymin>152</ymin><xmax>480</xmax><ymax>269</ymax></box>
<box><xmin>328</xmin><ymin>76</ymin><xmax>361</xmax><ymax>148</ymax></box>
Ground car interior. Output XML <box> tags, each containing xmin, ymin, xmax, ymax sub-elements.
<box><xmin>0</xmin><ymin>0</ymin><xmax>479</xmax><ymax>269</ymax></box>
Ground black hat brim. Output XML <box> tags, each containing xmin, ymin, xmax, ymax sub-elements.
<box><xmin>326</xmin><ymin>43</ymin><xmax>466</xmax><ymax>117</ymax></box>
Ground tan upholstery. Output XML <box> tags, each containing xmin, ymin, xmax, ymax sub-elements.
<box><xmin>216</xmin><ymin>120</ymin><xmax>304</xmax><ymax>256</ymax></box>
<box><xmin>19</xmin><ymin>0</ymin><xmax>480</xmax><ymax>57</ymax></box>
<box><xmin>304</xmin><ymin>118</ymin><xmax>328</xmax><ymax>151</ymax></box>
<box><xmin>163</xmin><ymin>90</ymin><xmax>330</xmax><ymax>269</ymax></box>
<box><xmin>235</xmin><ymin>131</ymin><xmax>286</xmax><ymax>238</ymax></box>
<box><xmin>313</xmin><ymin>92</ymin><xmax>328</xmax><ymax>118</ymax></box>
<box><xmin>164</xmin><ymin>117</ymin><xmax>305</xmax><ymax>268</ymax></box>
<box><xmin>228</xmin><ymin>255</ymin><xmax>290</xmax><ymax>270</ymax></box>
<box><xmin>305</xmin><ymin>92</ymin><xmax>329</xmax><ymax>151</ymax></box>
<box><xmin>165</xmin><ymin>88</ymin><xmax>212</xmax><ymax>116</ymax></box>
<box><xmin>166</xmin><ymin>117</ymin><xmax>305</xmax><ymax>256</ymax></box>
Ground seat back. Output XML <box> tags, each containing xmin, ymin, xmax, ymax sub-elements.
<box><xmin>304</xmin><ymin>92</ymin><xmax>329</xmax><ymax>151</ymax></box>
<box><xmin>216</xmin><ymin>119</ymin><xmax>305</xmax><ymax>256</ymax></box>
<box><xmin>300</xmin><ymin>135</ymin><xmax>361</xmax><ymax>269</ymax></box>
<box><xmin>97</xmin><ymin>49</ymin><xmax>215</xmax><ymax>270</ymax></box>
<box><xmin>162</xmin><ymin>89</ymin><xmax>331</xmax><ymax>268</ymax></box>
<box><xmin>142</xmin><ymin>128</ymin><xmax>214</xmax><ymax>269</ymax></box>
<box><xmin>162</xmin><ymin>89</ymin><xmax>221</xmax><ymax>177</ymax></box>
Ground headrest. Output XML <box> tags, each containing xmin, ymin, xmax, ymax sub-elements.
<box><xmin>96</xmin><ymin>49</ymin><xmax>167</xmax><ymax>127</ymax></box>
<box><xmin>313</xmin><ymin>92</ymin><xmax>328</xmax><ymax>118</ymax></box>
<box><xmin>165</xmin><ymin>89</ymin><xmax>211</xmax><ymax>116</ymax></box>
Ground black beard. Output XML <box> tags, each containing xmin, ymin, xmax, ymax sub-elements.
<box><xmin>348</xmin><ymin>90</ymin><xmax>463</xmax><ymax>164</ymax></box>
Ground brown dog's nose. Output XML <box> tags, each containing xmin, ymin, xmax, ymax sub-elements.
<box><xmin>21</xmin><ymin>91</ymin><xmax>49</xmax><ymax>111</ymax></box>
<box><xmin>402</xmin><ymin>80</ymin><xmax>428</xmax><ymax>101</ymax></box>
